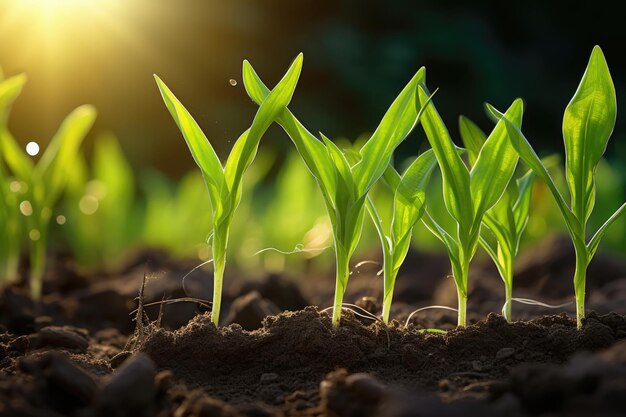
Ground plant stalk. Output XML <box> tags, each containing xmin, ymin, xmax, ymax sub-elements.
<box><xmin>452</xmin><ymin>259</ymin><xmax>469</xmax><ymax>327</ymax></box>
<box><xmin>331</xmin><ymin>250</ymin><xmax>350</xmax><ymax>328</ymax></box>
<box><xmin>503</xmin><ymin>281</ymin><xmax>513</xmax><ymax>322</ymax></box>
<box><xmin>573</xmin><ymin>248</ymin><xmax>589</xmax><ymax>330</ymax></box>
<box><xmin>29</xmin><ymin>231</ymin><xmax>46</xmax><ymax>301</ymax></box>
<box><xmin>381</xmin><ymin>261</ymin><xmax>396</xmax><ymax>324</ymax></box>
<box><xmin>456</xmin><ymin>286</ymin><xmax>467</xmax><ymax>327</ymax></box>
<box><xmin>211</xmin><ymin>258</ymin><xmax>225</xmax><ymax>328</ymax></box>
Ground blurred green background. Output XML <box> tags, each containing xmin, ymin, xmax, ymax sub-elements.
<box><xmin>1</xmin><ymin>0</ymin><xmax>625</xmax><ymax>274</ymax></box>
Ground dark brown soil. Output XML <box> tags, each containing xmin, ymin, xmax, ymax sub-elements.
<box><xmin>1</xmin><ymin>234</ymin><xmax>626</xmax><ymax>416</ymax></box>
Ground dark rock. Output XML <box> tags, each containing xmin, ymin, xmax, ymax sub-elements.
<box><xmin>109</xmin><ymin>350</ymin><xmax>132</xmax><ymax>369</ymax></box>
<box><xmin>46</xmin><ymin>352</ymin><xmax>100</xmax><ymax>405</ymax></box>
<box><xmin>320</xmin><ymin>369</ymin><xmax>387</xmax><ymax>417</ymax></box>
<box><xmin>19</xmin><ymin>352</ymin><xmax>100</xmax><ymax>407</ymax></box>
<box><xmin>98</xmin><ymin>352</ymin><xmax>156</xmax><ymax>416</ymax></box>
<box><xmin>224</xmin><ymin>291</ymin><xmax>280</xmax><ymax>330</ymax></box>
<box><xmin>33</xmin><ymin>326</ymin><xmax>89</xmax><ymax>352</ymax></box>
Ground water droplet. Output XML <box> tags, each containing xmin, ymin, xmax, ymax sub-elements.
<box><xmin>19</xmin><ymin>200</ymin><xmax>33</xmax><ymax>216</ymax></box>
<box><xmin>29</xmin><ymin>229</ymin><xmax>41</xmax><ymax>241</ymax></box>
<box><xmin>56</xmin><ymin>215</ymin><xmax>66</xmax><ymax>225</ymax></box>
<box><xmin>79</xmin><ymin>195</ymin><xmax>99</xmax><ymax>215</ymax></box>
<box><xmin>229</xmin><ymin>79</ymin><xmax>237</xmax><ymax>86</ymax></box>
<box><xmin>26</xmin><ymin>141</ymin><xmax>40</xmax><ymax>156</ymax></box>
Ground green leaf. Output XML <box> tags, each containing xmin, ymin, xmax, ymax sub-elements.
<box><xmin>353</xmin><ymin>67</ymin><xmax>426</xmax><ymax>194</ymax></box>
<box><xmin>223</xmin><ymin>54</ymin><xmax>303</xmax><ymax>193</ymax></box>
<box><xmin>469</xmin><ymin>98</ymin><xmax>523</xmax><ymax>220</ymax></box>
<box><xmin>563</xmin><ymin>45</ymin><xmax>616</xmax><ymax>223</ymax></box>
<box><xmin>392</xmin><ymin>150</ymin><xmax>437</xmax><ymax>245</ymax></box>
<box><xmin>458</xmin><ymin>116</ymin><xmax>486</xmax><ymax>167</ymax></box>
<box><xmin>36</xmin><ymin>105</ymin><xmax>97</xmax><ymax>207</ymax></box>
<box><xmin>417</xmin><ymin>85</ymin><xmax>472</xmax><ymax>227</ymax></box>
<box><xmin>0</xmin><ymin>130</ymin><xmax>33</xmax><ymax>180</ymax></box>
<box><xmin>0</xmin><ymin>74</ymin><xmax>27</xmax><ymax>123</ymax></box>
<box><xmin>242</xmin><ymin>60</ymin><xmax>337</xmax><ymax>207</ymax></box>
<box><xmin>512</xmin><ymin>170</ymin><xmax>534</xmax><ymax>237</ymax></box>
<box><xmin>500</xmin><ymin>113</ymin><xmax>580</xmax><ymax>239</ymax></box>
<box><xmin>154</xmin><ymin>75</ymin><xmax>224</xmax><ymax>206</ymax></box>
<box><xmin>587</xmin><ymin>203</ymin><xmax>626</xmax><ymax>258</ymax></box>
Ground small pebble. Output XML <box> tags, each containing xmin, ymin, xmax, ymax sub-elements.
<box><xmin>36</xmin><ymin>326</ymin><xmax>89</xmax><ymax>352</ymax></box>
<box><xmin>260</xmin><ymin>372</ymin><xmax>278</xmax><ymax>383</ymax></box>
<box><xmin>46</xmin><ymin>353</ymin><xmax>100</xmax><ymax>405</ymax></box>
<box><xmin>496</xmin><ymin>347</ymin><xmax>516</xmax><ymax>360</ymax></box>
<box><xmin>99</xmin><ymin>353</ymin><xmax>156</xmax><ymax>411</ymax></box>
<box><xmin>109</xmin><ymin>351</ymin><xmax>132</xmax><ymax>369</ymax></box>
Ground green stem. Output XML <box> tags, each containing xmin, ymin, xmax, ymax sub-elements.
<box><xmin>211</xmin><ymin>258</ymin><xmax>225</xmax><ymax>328</ymax></box>
<box><xmin>573</xmin><ymin>248</ymin><xmax>589</xmax><ymax>330</ymax></box>
<box><xmin>503</xmin><ymin>281</ymin><xmax>513</xmax><ymax>322</ymax></box>
<box><xmin>456</xmin><ymin>286</ymin><xmax>467</xmax><ymax>327</ymax></box>
<box><xmin>452</xmin><ymin>259</ymin><xmax>469</xmax><ymax>327</ymax></box>
<box><xmin>210</xmin><ymin>225</ymin><xmax>229</xmax><ymax>328</ymax></box>
<box><xmin>381</xmin><ymin>262</ymin><xmax>396</xmax><ymax>324</ymax></box>
<box><xmin>331</xmin><ymin>250</ymin><xmax>350</xmax><ymax>328</ymax></box>
<box><xmin>29</xmin><ymin>232</ymin><xmax>46</xmax><ymax>301</ymax></box>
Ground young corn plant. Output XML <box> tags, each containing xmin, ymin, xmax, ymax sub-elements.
<box><xmin>500</xmin><ymin>46</ymin><xmax>626</xmax><ymax>329</ymax></box>
<box><xmin>0</xmin><ymin>71</ymin><xmax>27</xmax><ymax>283</ymax></box>
<box><xmin>243</xmin><ymin>59</ymin><xmax>431</xmax><ymax>327</ymax></box>
<box><xmin>154</xmin><ymin>54</ymin><xmax>303</xmax><ymax>327</ymax></box>
<box><xmin>363</xmin><ymin>150</ymin><xmax>437</xmax><ymax>324</ymax></box>
<box><xmin>417</xmin><ymin>85</ymin><xmax>524</xmax><ymax>326</ymax></box>
<box><xmin>459</xmin><ymin>115</ymin><xmax>534</xmax><ymax>321</ymax></box>
<box><xmin>0</xmin><ymin>103</ymin><xmax>96</xmax><ymax>299</ymax></box>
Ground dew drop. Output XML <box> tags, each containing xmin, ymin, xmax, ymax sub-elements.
<box><xmin>56</xmin><ymin>215</ymin><xmax>66</xmax><ymax>225</ymax></box>
<box><xmin>26</xmin><ymin>141</ymin><xmax>40</xmax><ymax>156</ymax></box>
<box><xmin>19</xmin><ymin>200</ymin><xmax>33</xmax><ymax>216</ymax></box>
<box><xmin>229</xmin><ymin>79</ymin><xmax>237</xmax><ymax>86</ymax></box>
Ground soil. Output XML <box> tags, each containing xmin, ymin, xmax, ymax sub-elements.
<box><xmin>1</xmin><ymin>233</ymin><xmax>626</xmax><ymax>417</ymax></box>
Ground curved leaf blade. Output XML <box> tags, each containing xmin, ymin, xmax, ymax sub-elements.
<box><xmin>563</xmin><ymin>45</ymin><xmax>616</xmax><ymax>223</ymax></box>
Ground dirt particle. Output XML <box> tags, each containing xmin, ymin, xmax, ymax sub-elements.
<box><xmin>496</xmin><ymin>348</ymin><xmax>515</xmax><ymax>360</ymax></box>
<box><xmin>260</xmin><ymin>372</ymin><xmax>278</xmax><ymax>383</ymax></box>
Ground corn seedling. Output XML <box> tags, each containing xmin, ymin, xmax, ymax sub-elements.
<box><xmin>458</xmin><ymin>116</ymin><xmax>535</xmax><ymax>321</ymax></box>
<box><xmin>499</xmin><ymin>46</ymin><xmax>626</xmax><ymax>328</ymax></box>
<box><xmin>0</xmin><ymin>71</ymin><xmax>27</xmax><ymax>283</ymax></box>
<box><xmin>0</xmin><ymin>98</ymin><xmax>96</xmax><ymax>299</ymax></box>
<box><xmin>364</xmin><ymin>150</ymin><xmax>437</xmax><ymax>323</ymax></box>
<box><xmin>417</xmin><ymin>85</ymin><xmax>524</xmax><ymax>326</ymax></box>
<box><xmin>243</xmin><ymin>59</ymin><xmax>434</xmax><ymax>327</ymax></box>
<box><xmin>154</xmin><ymin>54</ymin><xmax>303</xmax><ymax>327</ymax></box>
